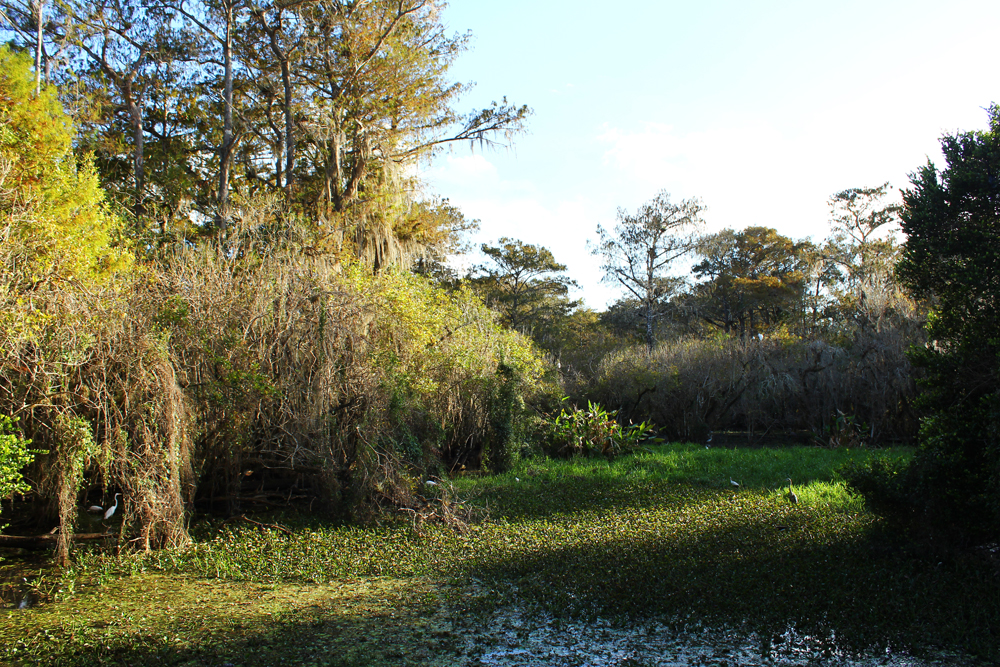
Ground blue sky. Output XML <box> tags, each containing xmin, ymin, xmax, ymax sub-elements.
<box><xmin>421</xmin><ymin>0</ymin><xmax>1000</xmax><ymax>308</ymax></box>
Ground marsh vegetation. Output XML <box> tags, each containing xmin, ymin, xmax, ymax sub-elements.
<box><xmin>1</xmin><ymin>3</ymin><xmax>999</xmax><ymax>665</ymax></box>
<box><xmin>3</xmin><ymin>444</ymin><xmax>997</xmax><ymax>665</ymax></box>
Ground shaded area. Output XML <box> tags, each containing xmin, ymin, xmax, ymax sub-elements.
<box><xmin>1</xmin><ymin>574</ymin><xmax>466</xmax><ymax>666</ymax></box>
<box><xmin>1</xmin><ymin>446</ymin><xmax>993</xmax><ymax>665</ymax></box>
<box><xmin>444</xmin><ymin>477</ymin><xmax>996</xmax><ymax>660</ymax></box>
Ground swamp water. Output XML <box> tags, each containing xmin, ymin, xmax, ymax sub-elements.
<box><xmin>455</xmin><ymin>608</ymin><xmax>974</xmax><ymax>667</ymax></box>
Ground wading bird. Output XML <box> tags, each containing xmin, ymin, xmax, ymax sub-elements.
<box><xmin>730</xmin><ymin>478</ymin><xmax>740</xmax><ymax>488</ymax></box>
<box><xmin>86</xmin><ymin>503</ymin><xmax>103</xmax><ymax>513</ymax></box>
<box><xmin>786</xmin><ymin>478</ymin><xmax>798</xmax><ymax>504</ymax></box>
<box><xmin>103</xmin><ymin>493</ymin><xmax>121</xmax><ymax>520</ymax></box>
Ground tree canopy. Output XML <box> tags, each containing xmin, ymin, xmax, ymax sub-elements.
<box><xmin>593</xmin><ymin>190</ymin><xmax>704</xmax><ymax>351</ymax></box>
<box><xmin>0</xmin><ymin>45</ymin><xmax>126</xmax><ymax>287</ymax></box>
<box><xmin>1</xmin><ymin>0</ymin><xmax>529</xmax><ymax>266</ymax></box>
<box><xmin>470</xmin><ymin>237</ymin><xmax>578</xmax><ymax>343</ymax></box>
<box><xmin>897</xmin><ymin>104</ymin><xmax>1000</xmax><ymax>537</ymax></box>
<box><xmin>687</xmin><ymin>227</ymin><xmax>810</xmax><ymax>338</ymax></box>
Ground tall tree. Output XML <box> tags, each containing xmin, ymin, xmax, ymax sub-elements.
<box><xmin>0</xmin><ymin>45</ymin><xmax>126</xmax><ymax>284</ymax></box>
<box><xmin>470</xmin><ymin>238</ymin><xmax>578</xmax><ymax>335</ymax></box>
<box><xmin>593</xmin><ymin>190</ymin><xmax>704</xmax><ymax>351</ymax></box>
<box><xmin>897</xmin><ymin>104</ymin><xmax>1000</xmax><ymax>538</ymax></box>
<box><xmin>686</xmin><ymin>227</ymin><xmax>810</xmax><ymax>337</ymax></box>
<box><xmin>166</xmin><ymin>0</ymin><xmax>247</xmax><ymax>230</ymax></box>
<box><xmin>241</xmin><ymin>0</ymin><xmax>310</xmax><ymax>197</ymax></box>
<box><xmin>827</xmin><ymin>183</ymin><xmax>903</xmax><ymax>312</ymax></box>
<box><xmin>6</xmin><ymin>0</ymin><xmax>175</xmax><ymax>223</ymax></box>
<box><xmin>294</xmin><ymin>0</ymin><xmax>528</xmax><ymax>265</ymax></box>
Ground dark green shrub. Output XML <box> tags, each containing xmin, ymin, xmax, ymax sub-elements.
<box><xmin>897</xmin><ymin>104</ymin><xmax>1000</xmax><ymax>540</ymax></box>
<box><xmin>839</xmin><ymin>453</ymin><xmax>912</xmax><ymax>511</ymax></box>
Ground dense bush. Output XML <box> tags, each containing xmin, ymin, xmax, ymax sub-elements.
<box><xmin>896</xmin><ymin>105</ymin><xmax>1000</xmax><ymax>541</ymax></box>
<box><xmin>839</xmin><ymin>453</ymin><xmax>912</xmax><ymax>511</ymax></box>
<box><xmin>0</xmin><ymin>415</ymin><xmax>36</xmax><ymax>525</ymax></box>
<box><xmin>0</xmin><ymin>46</ymin><xmax>544</xmax><ymax>553</ymax></box>
<box><xmin>575</xmin><ymin>313</ymin><xmax>922</xmax><ymax>445</ymax></box>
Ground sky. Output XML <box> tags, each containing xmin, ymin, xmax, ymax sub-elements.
<box><xmin>419</xmin><ymin>0</ymin><xmax>1000</xmax><ymax>309</ymax></box>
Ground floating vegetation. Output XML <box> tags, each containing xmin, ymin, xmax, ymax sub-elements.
<box><xmin>1</xmin><ymin>444</ymin><xmax>995</xmax><ymax>665</ymax></box>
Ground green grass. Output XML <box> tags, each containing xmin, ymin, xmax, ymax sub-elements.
<box><xmin>3</xmin><ymin>443</ymin><xmax>997</xmax><ymax>666</ymax></box>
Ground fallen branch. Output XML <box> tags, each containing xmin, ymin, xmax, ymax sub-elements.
<box><xmin>219</xmin><ymin>514</ymin><xmax>293</xmax><ymax>537</ymax></box>
<box><xmin>0</xmin><ymin>532</ymin><xmax>113</xmax><ymax>549</ymax></box>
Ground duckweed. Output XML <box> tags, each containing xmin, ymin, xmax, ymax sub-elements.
<box><xmin>2</xmin><ymin>443</ymin><xmax>997</xmax><ymax>665</ymax></box>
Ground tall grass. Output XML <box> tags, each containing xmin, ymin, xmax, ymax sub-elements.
<box><xmin>575</xmin><ymin>326</ymin><xmax>922</xmax><ymax>444</ymax></box>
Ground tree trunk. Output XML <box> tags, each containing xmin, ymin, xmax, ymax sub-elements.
<box><xmin>645</xmin><ymin>299</ymin><xmax>654</xmax><ymax>352</ymax></box>
<box><xmin>216</xmin><ymin>1</ymin><xmax>235</xmax><ymax>232</ymax></box>
<box><xmin>130</xmin><ymin>98</ymin><xmax>145</xmax><ymax>222</ymax></box>
<box><xmin>34</xmin><ymin>0</ymin><xmax>43</xmax><ymax>95</ymax></box>
<box><xmin>280</xmin><ymin>56</ymin><xmax>294</xmax><ymax>198</ymax></box>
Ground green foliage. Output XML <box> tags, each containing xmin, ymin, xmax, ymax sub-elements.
<box><xmin>0</xmin><ymin>414</ymin><xmax>36</xmax><ymax>502</ymax></box>
<box><xmin>593</xmin><ymin>190</ymin><xmax>705</xmax><ymax>350</ymax></box>
<box><xmin>826</xmin><ymin>183</ymin><xmax>903</xmax><ymax>307</ymax></box>
<box><xmin>839</xmin><ymin>452</ymin><xmax>912</xmax><ymax>511</ymax></box>
<box><xmin>469</xmin><ymin>238</ymin><xmax>579</xmax><ymax>339</ymax></box>
<box><xmin>897</xmin><ymin>104</ymin><xmax>1000</xmax><ymax>539</ymax></box>
<box><xmin>687</xmin><ymin>226</ymin><xmax>811</xmax><ymax>337</ymax></box>
<box><xmin>543</xmin><ymin>400</ymin><xmax>658</xmax><ymax>458</ymax></box>
<box><xmin>14</xmin><ymin>445</ymin><xmax>1000</xmax><ymax>664</ymax></box>
<box><xmin>0</xmin><ymin>45</ymin><xmax>129</xmax><ymax>288</ymax></box>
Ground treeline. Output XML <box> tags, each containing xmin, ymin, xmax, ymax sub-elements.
<box><xmin>468</xmin><ymin>186</ymin><xmax>920</xmax><ymax>445</ymax></box>
<box><xmin>0</xmin><ymin>0</ymin><xmax>997</xmax><ymax>552</ymax></box>
<box><xmin>2</xmin><ymin>0</ymin><xmax>527</xmax><ymax>249</ymax></box>
<box><xmin>467</xmin><ymin>117</ymin><xmax>1000</xmax><ymax>541</ymax></box>
<box><xmin>0</xmin><ymin>0</ymin><xmax>540</xmax><ymax>565</ymax></box>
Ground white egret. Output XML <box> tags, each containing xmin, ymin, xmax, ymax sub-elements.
<box><xmin>86</xmin><ymin>503</ymin><xmax>103</xmax><ymax>513</ymax></box>
<box><xmin>103</xmin><ymin>493</ymin><xmax>121</xmax><ymax>520</ymax></box>
<box><xmin>730</xmin><ymin>478</ymin><xmax>740</xmax><ymax>488</ymax></box>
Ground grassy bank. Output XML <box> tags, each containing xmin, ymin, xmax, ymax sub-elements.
<box><xmin>2</xmin><ymin>443</ymin><xmax>997</xmax><ymax>666</ymax></box>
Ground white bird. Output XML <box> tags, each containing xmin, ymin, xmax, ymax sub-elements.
<box><xmin>730</xmin><ymin>478</ymin><xmax>740</xmax><ymax>488</ymax></box>
<box><xmin>86</xmin><ymin>504</ymin><xmax>103</xmax><ymax>513</ymax></box>
<box><xmin>103</xmin><ymin>493</ymin><xmax>121</xmax><ymax>520</ymax></box>
<box><xmin>424</xmin><ymin>480</ymin><xmax>438</xmax><ymax>486</ymax></box>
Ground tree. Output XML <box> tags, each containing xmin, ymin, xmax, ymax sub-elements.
<box><xmin>685</xmin><ymin>227</ymin><xmax>810</xmax><ymax>338</ymax></box>
<box><xmin>896</xmin><ymin>104</ymin><xmax>1000</xmax><ymax>538</ymax></box>
<box><xmin>56</xmin><ymin>0</ymin><xmax>178</xmax><ymax>223</ymax></box>
<box><xmin>470</xmin><ymin>238</ymin><xmax>578</xmax><ymax>337</ymax></box>
<box><xmin>826</xmin><ymin>183</ymin><xmax>903</xmax><ymax>315</ymax></box>
<box><xmin>0</xmin><ymin>45</ymin><xmax>126</xmax><ymax>285</ymax></box>
<box><xmin>593</xmin><ymin>191</ymin><xmax>704</xmax><ymax>351</ymax></box>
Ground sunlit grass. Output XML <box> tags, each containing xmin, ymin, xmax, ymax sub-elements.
<box><xmin>5</xmin><ymin>443</ymin><xmax>999</xmax><ymax>665</ymax></box>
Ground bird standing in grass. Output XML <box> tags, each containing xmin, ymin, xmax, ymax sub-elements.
<box><xmin>786</xmin><ymin>478</ymin><xmax>798</xmax><ymax>504</ymax></box>
<box><xmin>730</xmin><ymin>478</ymin><xmax>740</xmax><ymax>488</ymax></box>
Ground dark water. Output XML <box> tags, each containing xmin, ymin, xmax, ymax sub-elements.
<box><xmin>459</xmin><ymin>609</ymin><xmax>975</xmax><ymax>667</ymax></box>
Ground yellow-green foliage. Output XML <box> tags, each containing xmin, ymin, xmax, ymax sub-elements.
<box><xmin>0</xmin><ymin>414</ymin><xmax>35</xmax><ymax>501</ymax></box>
<box><xmin>0</xmin><ymin>46</ymin><xmax>129</xmax><ymax>289</ymax></box>
<box><xmin>353</xmin><ymin>265</ymin><xmax>542</xmax><ymax>407</ymax></box>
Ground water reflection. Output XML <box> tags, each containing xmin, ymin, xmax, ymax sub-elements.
<box><xmin>462</xmin><ymin>608</ymin><xmax>975</xmax><ymax>666</ymax></box>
